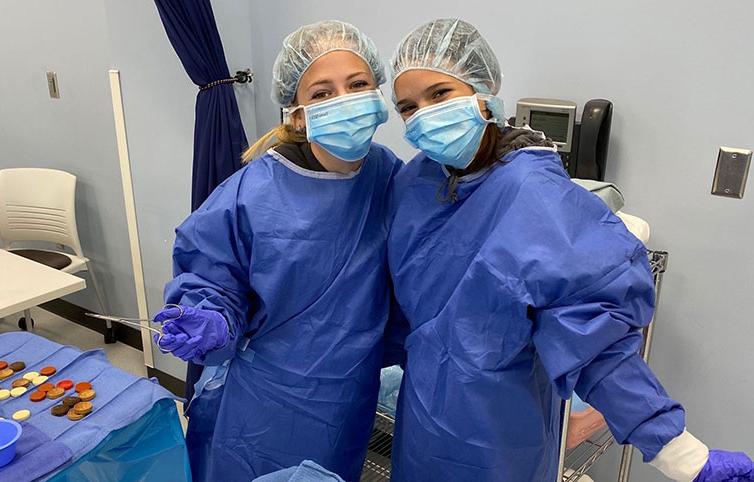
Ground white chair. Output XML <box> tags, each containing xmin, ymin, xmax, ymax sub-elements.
<box><xmin>0</xmin><ymin>168</ymin><xmax>114</xmax><ymax>343</ymax></box>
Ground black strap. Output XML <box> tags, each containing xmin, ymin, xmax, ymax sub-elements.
<box><xmin>198</xmin><ymin>69</ymin><xmax>253</xmax><ymax>91</ymax></box>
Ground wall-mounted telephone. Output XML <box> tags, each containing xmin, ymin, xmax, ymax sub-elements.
<box><xmin>511</xmin><ymin>98</ymin><xmax>613</xmax><ymax>181</ymax></box>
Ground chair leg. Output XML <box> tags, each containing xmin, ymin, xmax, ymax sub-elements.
<box><xmin>85</xmin><ymin>260</ymin><xmax>116</xmax><ymax>344</ymax></box>
<box><xmin>20</xmin><ymin>309</ymin><xmax>35</xmax><ymax>332</ymax></box>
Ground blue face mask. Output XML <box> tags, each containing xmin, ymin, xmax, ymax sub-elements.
<box><xmin>286</xmin><ymin>90</ymin><xmax>389</xmax><ymax>162</ymax></box>
<box><xmin>404</xmin><ymin>94</ymin><xmax>496</xmax><ymax>170</ymax></box>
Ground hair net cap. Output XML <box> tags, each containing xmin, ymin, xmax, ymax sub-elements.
<box><xmin>391</xmin><ymin>18</ymin><xmax>502</xmax><ymax>95</ymax></box>
<box><xmin>271</xmin><ymin>20</ymin><xmax>386</xmax><ymax>106</ymax></box>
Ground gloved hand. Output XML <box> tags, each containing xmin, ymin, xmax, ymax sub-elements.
<box><xmin>694</xmin><ymin>450</ymin><xmax>754</xmax><ymax>482</ymax></box>
<box><xmin>152</xmin><ymin>305</ymin><xmax>230</xmax><ymax>361</ymax></box>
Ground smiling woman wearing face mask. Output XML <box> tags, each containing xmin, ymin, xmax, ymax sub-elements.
<box><xmin>386</xmin><ymin>18</ymin><xmax>754</xmax><ymax>482</ymax></box>
<box><xmin>152</xmin><ymin>20</ymin><xmax>404</xmax><ymax>482</ymax></box>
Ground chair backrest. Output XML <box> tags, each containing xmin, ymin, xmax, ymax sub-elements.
<box><xmin>0</xmin><ymin>168</ymin><xmax>84</xmax><ymax>256</ymax></box>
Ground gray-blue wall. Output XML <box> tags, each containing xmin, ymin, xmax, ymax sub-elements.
<box><xmin>0</xmin><ymin>1</ymin><xmax>137</xmax><ymax>318</ymax></box>
<box><xmin>246</xmin><ymin>1</ymin><xmax>753</xmax><ymax>480</ymax></box>
<box><xmin>0</xmin><ymin>0</ymin><xmax>257</xmax><ymax>379</ymax></box>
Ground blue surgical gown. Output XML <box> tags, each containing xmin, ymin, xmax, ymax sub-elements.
<box><xmin>388</xmin><ymin>148</ymin><xmax>685</xmax><ymax>481</ymax></box>
<box><xmin>164</xmin><ymin>144</ymin><xmax>402</xmax><ymax>482</ymax></box>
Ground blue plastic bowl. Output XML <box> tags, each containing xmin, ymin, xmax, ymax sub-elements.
<box><xmin>0</xmin><ymin>418</ymin><xmax>22</xmax><ymax>467</ymax></box>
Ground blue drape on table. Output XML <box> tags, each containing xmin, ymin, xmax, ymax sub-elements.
<box><xmin>154</xmin><ymin>0</ymin><xmax>248</xmax><ymax>400</ymax></box>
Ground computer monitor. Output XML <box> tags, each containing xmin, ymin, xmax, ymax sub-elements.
<box><xmin>514</xmin><ymin>98</ymin><xmax>577</xmax><ymax>153</ymax></box>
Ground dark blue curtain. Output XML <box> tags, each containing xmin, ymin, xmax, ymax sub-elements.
<box><xmin>154</xmin><ymin>0</ymin><xmax>248</xmax><ymax>400</ymax></box>
<box><xmin>154</xmin><ymin>0</ymin><xmax>247</xmax><ymax>211</ymax></box>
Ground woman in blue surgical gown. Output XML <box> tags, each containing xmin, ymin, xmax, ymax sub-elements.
<box><xmin>387</xmin><ymin>18</ymin><xmax>754</xmax><ymax>482</ymax></box>
<box><xmin>153</xmin><ymin>20</ymin><xmax>404</xmax><ymax>482</ymax></box>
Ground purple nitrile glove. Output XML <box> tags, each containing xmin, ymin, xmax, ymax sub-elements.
<box><xmin>694</xmin><ymin>450</ymin><xmax>754</xmax><ymax>482</ymax></box>
<box><xmin>152</xmin><ymin>305</ymin><xmax>230</xmax><ymax>361</ymax></box>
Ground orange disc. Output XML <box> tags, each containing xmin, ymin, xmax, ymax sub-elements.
<box><xmin>30</xmin><ymin>390</ymin><xmax>47</xmax><ymax>402</ymax></box>
<box><xmin>0</xmin><ymin>361</ymin><xmax>7</xmax><ymax>370</ymax></box>
<box><xmin>75</xmin><ymin>382</ymin><xmax>92</xmax><ymax>393</ymax></box>
<box><xmin>38</xmin><ymin>382</ymin><xmax>55</xmax><ymax>393</ymax></box>
<box><xmin>57</xmin><ymin>380</ymin><xmax>74</xmax><ymax>390</ymax></box>
<box><xmin>40</xmin><ymin>366</ymin><xmax>57</xmax><ymax>376</ymax></box>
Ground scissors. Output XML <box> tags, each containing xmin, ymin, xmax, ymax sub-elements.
<box><xmin>86</xmin><ymin>304</ymin><xmax>183</xmax><ymax>352</ymax></box>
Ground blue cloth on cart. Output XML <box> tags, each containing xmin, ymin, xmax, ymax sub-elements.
<box><xmin>253</xmin><ymin>460</ymin><xmax>346</xmax><ymax>482</ymax></box>
<box><xmin>0</xmin><ymin>332</ymin><xmax>177</xmax><ymax>481</ymax></box>
<box><xmin>0</xmin><ymin>422</ymin><xmax>72</xmax><ymax>482</ymax></box>
<box><xmin>46</xmin><ymin>399</ymin><xmax>190</xmax><ymax>482</ymax></box>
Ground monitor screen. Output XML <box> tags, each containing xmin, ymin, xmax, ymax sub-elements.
<box><xmin>529</xmin><ymin>110</ymin><xmax>570</xmax><ymax>143</ymax></box>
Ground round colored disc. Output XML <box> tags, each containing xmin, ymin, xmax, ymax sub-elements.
<box><xmin>11</xmin><ymin>378</ymin><xmax>30</xmax><ymax>389</ymax></box>
<box><xmin>38</xmin><ymin>382</ymin><xmax>55</xmax><ymax>393</ymax></box>
<box><xmin>62</xmin><ymin>396</ymin><xmax>81</xmax><ymax>408</ymax></box>
<box><xmin>51</xmin><ymin>404</ymin><xmax>69</xmax><ymax>417</ymax></box>
<box><xmin>0</xmin><ymin>389</ymin><xmax>10</xmax><ymax>400</ymax></box>
<box><xmin>47</xmin><ymin>387</ymin><xmax>65</xmax><ymax>399</ymax></box>
<box><xmin>74</xmin><ymin>382</ymin><xmax>92</xmax><ymax>393</ymax></box>
<box><xmin>32</xmin><ymin>376</ymin><xmax>49</xmax><ymax>386</ymax></box>
<box><xmin>0</xmin><ymin>368</ymin><xmax>14</xmax><ymax>380</ymax></box>
<box><xmin>57</xmin><ymin>380</ymin><xmax>74</xmax><ymax>390</ymax></box>
<box><xmin>22</xmin><ymin>371</ymin><xmax>40</xmax><ymax>381</ymax></box>
<box><xmin>67</xmin><ymin>410</ymin><xmax>85</xmax><ymax>421</ymax></box>
<box><xmin>30</xmin><ymin>390</ymin><xmax>47</xmax><ymax>402</ymax></box>
<box><xmin>40</xmin><ymin>366</ymin><xmax>57</xmax><ymax>376</ymax></box>
<box><xmin>10</xmin><ymin>387</ymin><xmax>28</xmax><ymax>397</ymax></box>
<box><xmin>78</xmin><ymin>389</ymin><xmax>96</xmax><ymax>402</ymax></box>
<box><xmin>12</xmin><ymin>409</ymin><xmax>31</xmax><ymax>422</ymax></box>
<box><xmin>9</xmin><ymin>362</ymin><xmax>26</xmax><ymax>372</ymax></box>
<box><xmin>0</xmin><ymin>361</ymin><xmax>7</xmax><ymax>370</ymax></box>
<box><xmin>72</xmin><ymin>401</ymin><xmax>93</xmax><ymax>415</ymax></box>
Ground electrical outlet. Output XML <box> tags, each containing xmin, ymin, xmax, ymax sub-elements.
<box><xmin>711</xmin><ymin>147</ymin><xmax>751</xmax><ymax>198</ymax></box>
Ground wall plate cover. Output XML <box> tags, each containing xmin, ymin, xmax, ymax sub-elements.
<box><xmin>711</xmin><ymin>146</ymin><xmax>751</xmax><ymax>199</ymax></box>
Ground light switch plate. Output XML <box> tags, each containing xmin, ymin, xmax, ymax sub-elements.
<box><xmin>46</xmin><ymin>71</ymin><xmax>60</xmax><ymax>99</ymax></box>
<box><xmin>711</xmin><ymin>146</ymin><xmax>751</xmax><ymax>198</ymax></box>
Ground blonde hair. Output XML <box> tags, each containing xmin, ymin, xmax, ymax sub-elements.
<box><xmin>242</xmin><ymin>124</ymin><xmax>307</xmax><ymax>164</ymax></box>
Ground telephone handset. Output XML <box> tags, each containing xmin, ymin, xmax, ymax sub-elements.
<box><xmin>512</xmin><ymin>98</ymin><xmax>613</xmax><ymax>181</ymax></box>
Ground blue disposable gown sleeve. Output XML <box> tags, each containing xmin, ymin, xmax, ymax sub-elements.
<box><xmin>511</xmin><ymin>172</ymin><xmax>685</xmax><ymax>461</ymax></box>
<box><xmin>164</xmin><ymin>171</ymin><xmax>253</xmax><ymax>366</ymax></box>
<box><xmin>383</xmin><ymin>157</ymin><xmax>409</xmax><ymax>368</ymax></box>
<box><xmin>382</xmin><ymin>281</ymin><xmax>409</xmax><ymax>368</ymax></box>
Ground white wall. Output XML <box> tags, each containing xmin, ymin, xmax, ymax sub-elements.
<box><xmin>246</xmin><ymin>1</ymin><xmax>753</xmax><ymax>480</ymax></box>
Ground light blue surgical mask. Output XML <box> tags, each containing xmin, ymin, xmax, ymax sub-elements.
<box><xmin>404</xmin><ymin>94</ymin><xmax>496</xmax><ymax>169</ymax></box>
<box><xmin>285</xmin><ymin>90</ymin><xmax>389</xmax><ymax>162</ymax></box>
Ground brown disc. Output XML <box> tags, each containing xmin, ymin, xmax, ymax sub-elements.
<box><xmin>0</xmin><ymin>361</ymin><xmax>7</xmax><ymax>370</ymax></box>
<box><xmin>11</xmin><ymin>378</ymin><xmax>30</xmax><ymax>389</ymax></box>
<box><xmin>78</xmin><ymin>389</ymin><xmax>96</xmax><ymax>402</ymax></box>
<box><xmin>62</xmin><ymin>396</ymin><xmax>81</xmax><ymax>408</ymax></box>
<box><xmin>72</xmin><ymin>401</ymin><xmax>93</xmax><ymax>416</ymax></box>
<box><xmin>40</xmin><ymin>366</ymin><xmax>57</xmax><ymax>376</ymax></box>
<box><xmin>67</xmin><ymin>410</ymin><xmax>85</xmax><ymax>421</ymax></box>
<box><xmin>51</xmin><ymin>404</ymin><xmax>70</xmax><ymax>417</ymax></box>
<box><xmin>47</xmin><ymin>387</ymin><xmax>65</xmax><ymax>400</ymax></box>
<box><xmin>9</xmin><ymin>361</ymin><xmax>26</xmax><ymax>372</ymax></box>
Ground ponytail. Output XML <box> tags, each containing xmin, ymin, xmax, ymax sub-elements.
<box><xmin>242</xmin><ymin>124</ymin><xmax>307</xmax><ymax>164</ymax></box>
